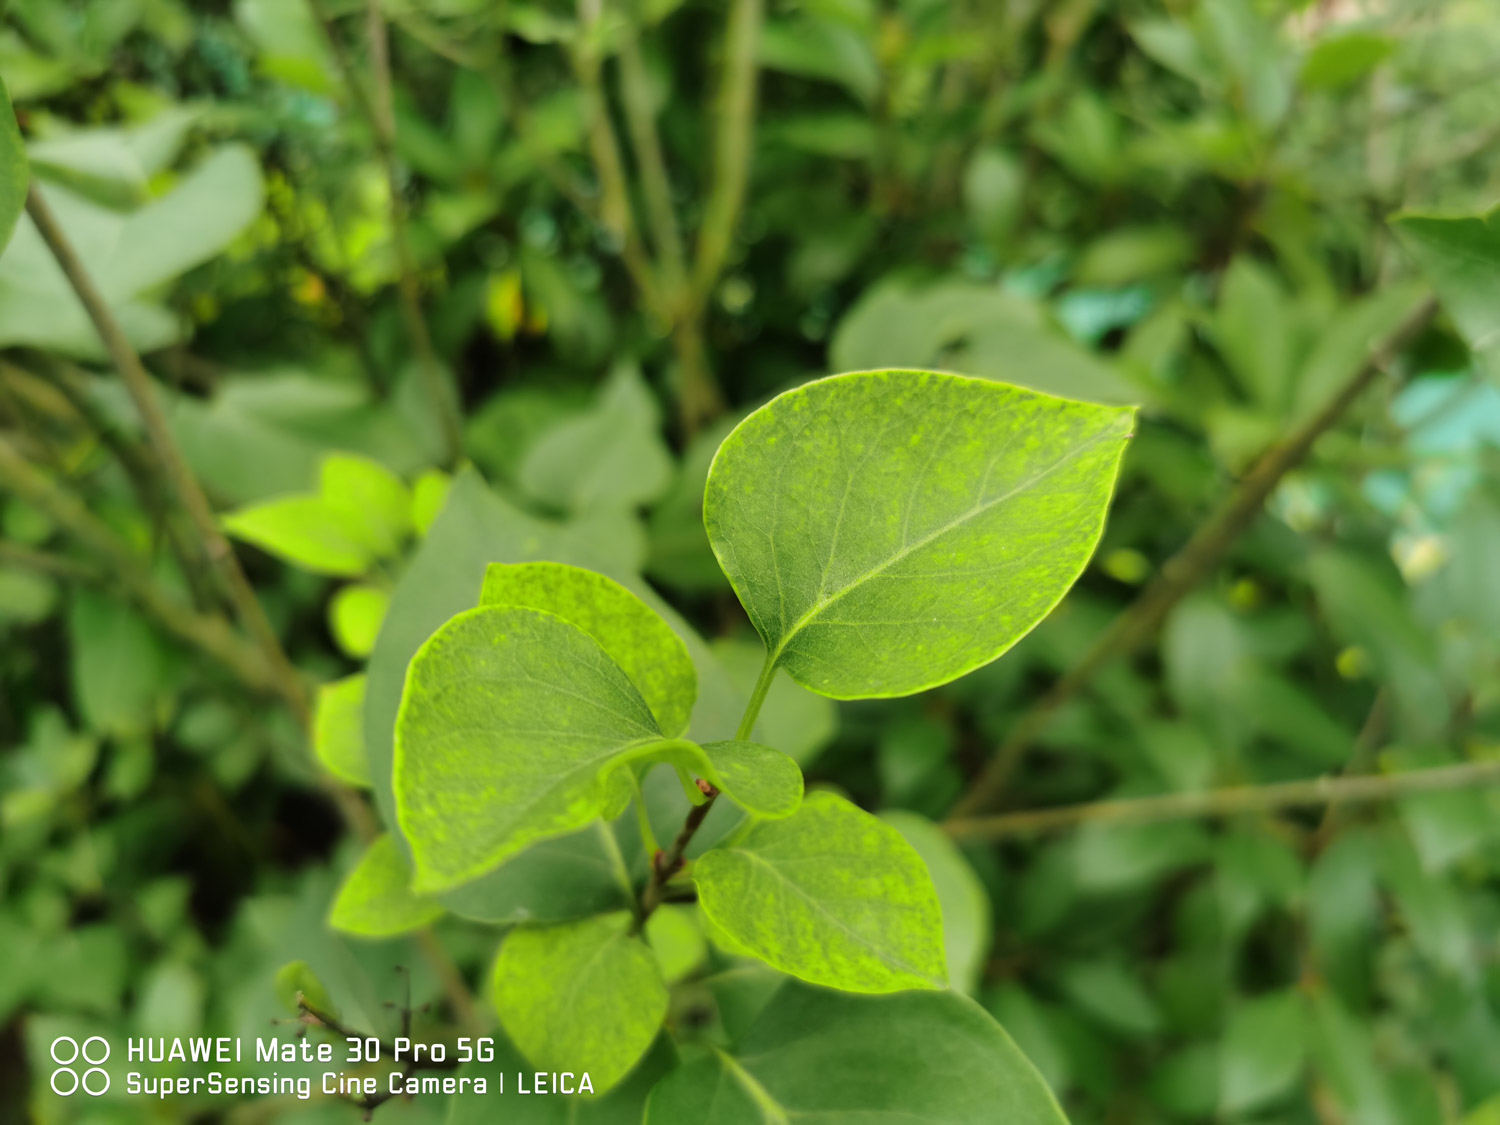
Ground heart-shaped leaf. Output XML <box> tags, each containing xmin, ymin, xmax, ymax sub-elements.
<box><xmin>492</xmin><ymin>911</ymin><xmax>668</xmax><ymax>1095</ymax></box>
<box><xmin>694</xmin><ymin>790</ymin><xmax>947</xmax><ymax>992</ymax></box>
<box><xmin>480</xmin><ymin>561</ymin><xmax>696</xmax><ymax>737</ymax></box>
<box><xmin>704</xmin><ymin>369</ymin><xmax>1133</xmax><ymax>699</ymax></box>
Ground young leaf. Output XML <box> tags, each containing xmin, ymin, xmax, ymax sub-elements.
<box><xmin>328</xmin><ymin>834</ymin><xmax>445</xmax><ymax>937</ymax></box>
<box><xmin>699</xmin><ymin>740</ymin><xmax>803</xmax><ymax>819</ymax></box>
<box><xmin>222</xmin><ymin>495</ymin><xmax>374</xmax><ymax>576</ymax></box>
<box><xmin>694</xmin><ymin>790</ymin><xmax>947</xmax><ymax>993</ymax></box>
<box><xmin>314</xmin><ymin>674</ymin><xmax>372</xmax><ymax>788</ymax></box>
<box><xmin>328</xmin><ymin>583</ymin><xmax>389</xmax><ymax>659</ymax></box>
<box><xmin>644</xmin><ymin>983</ymin><xmax>1069</xmax><ymax>1124</ymax></box>
<box><xmin>0</xmin><ymin>77</ymin><xmax>27</xmax><ymax>256</ymax></box>
<box><xmin>274</xmin><ymin>961</ymin><xmax>337</xmax><ymax>1018</ymax></box>
<box><xmin>704</xmin><ymin>370</ymin><xmax>1133</xmax><ymax>699</ymax></box>
<box><xmin>480</xmin><ymin>561</ymin><xmax>696</xmax><ymax>737</ymax></box>
<box><xmin>320</xmin><ymin>452</ymin><xmax>412</xmax><ymax>559</ymax></box>
<box><xmin>394</xmin><ymin>605</ymin><xmax>665</xmax><ymax>892</ymax></box>
<box><xmin>492</xmin><ymin>912</ymin><xmax>668</xmax><ymax>1095</ymax></box>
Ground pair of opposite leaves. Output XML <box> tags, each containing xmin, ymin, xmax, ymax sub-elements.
<box><xmin>390</xmin><ymin>371</ymin><xmax>1131</xmax><ymax>1083</ymax></box>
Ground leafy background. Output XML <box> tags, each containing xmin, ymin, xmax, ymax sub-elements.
<box><xmin>4</xmin><ymin>0</ymin><xmax>1500</xmax><ymax>1122</ymax></box>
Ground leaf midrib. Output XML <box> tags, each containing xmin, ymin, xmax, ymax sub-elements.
<box><xmin>766</xmin><ymin>419</ymin><xmax>1123</xmax><ymax>668</ymax></box>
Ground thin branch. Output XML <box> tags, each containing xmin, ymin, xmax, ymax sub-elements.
<box><xmin>23</xmin><ymin>184</ymin><xmax>311</xmax><ymax>726</ymax></box>
<box><xmin>636</xmin><ymin>778</ymin><xmax>718</xmax><ymax>925</ymax></box>
<box><xmin>307</xmin><ymin>0</ymin><xmax>464</xmax><ymax>468</ymax></box>
<box><xmin>573</xmin><ymin>0</ymin><xmax>666</xmax><ymax>315</ymax></box>
<box><xmin>950</xmin><ymin>294</ymin><xmax>1440</xmax><ymax>817</ymax></box>
<box><xmin>944</xmin><ymin>758</ymin><xmax>1500</xmax><ymax>841</ymax></box>
<box><xmin>0</xmin><ymin>539</ymin><xmax>102</xmax><ymax>585</ymax></box>
<box><xmin>0</xmin><ymin>435</ymin><xmax>278</xmax><ymax>693</ymax></box>
<box><xmin>691</xmin><ymin>0</ymin><xmax>763</xmax><ymax>302</ymax></box>
<box><xmin>616</xmin><ymin>16</ymin><xmax>688</xmax><ymax>298</ymax></box>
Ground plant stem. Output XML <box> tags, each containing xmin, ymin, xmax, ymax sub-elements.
<box><xmin>950</xmin><ymin>294</ymin><xmax>1439</xmax><ymax>817</ymax></box>
<box><xmin>0</xmin><ymin>436</ymin><xmax>277</xmax><ymax>693</ymax></box>
<box><xmin>617</xmin><ymin>18</ymin><xmax>688</xmax><ymax>298</ymax></box>
<box><xmin>636</xmin><ymin>652</ymin><xmax>778</xmax><ymax>924</ymax></box>
<box><xmin>307</xmin><ymin>0</ymin><xmax>464</xmax><ymax>468</ymax></box>
<box><xmin>944</xmin><ymin>757</ymin><xmax>1500</xmax><ymax>840</ymax></box>
<box><xmin>23</xmin><ymin>183</ymin><xmax>312</xmax><ymax>727</ymax></box>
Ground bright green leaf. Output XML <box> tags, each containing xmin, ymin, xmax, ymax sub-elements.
<box><xmin>698</xmin><ymin>741</ymin><xmax>803</xmax><ymax>819</ymax></box>
<box><xmin>492</xmin><ymin>912</ymin><xmax>668</xmax><ymax>1095</ymax></box>
<box><xmin>0</xmin><ymin>76</ymin><xmax>27</xmax><ymax>256</ymax></box>
<box><xmin>223</xmin><ymin>495</ymin><xmax>373</xmax><ymax>576</ymax></box>
<box><xmin>880</xmin><ymin>811</ymin><xmax>992</xmax><ymax>994</ymax></box>
<box><xmin>321</xmin><ymin>452</ymin><xmax>412</xmax><ymax>559</ymax></box>
<box><xmin>645</xmin><ymin>905</ymin><xmax>707</xmax><ymax>984</ymax></box>
<box><xmin>480</xmin><ymin>561</ymin><xmax>696</xmax><ymax>738</ymax></box>
<box><xmin>1301</xmin><ymin>32</ymin><xmax>1394</xmax><ymax>91</ymax></box>
<box><xmin>645</xmin><ymin>983</ymin><xmax>1068</xmax><ymax>1125</ymax></box>
<box><xmin>704</xmin><ymin>370</ymin><xmax>1133</xmax><ymax>699</ymax></box>
<box><xmin>410</xmin><ymin>468</ymin><xmax>451</xmax><ymax>536</ymax></box>
<box><xmin>314</xmin><ymin>674</ymin><xmax>372</xmax><ymax>788</ymax></box>
<box><xmin>329</xmin><ymin>583</ymin><xmax>390</xmax><ymax>659</ymax></box>
<box><xmin>395</xmin><ymin>605</ymin><xmax>664</xmax><ymax>893</ymax></box>
<box><xmin>694</xmin><ymin>790</ymin><xmax>947</xmax><ymax>993</ymax></box>
<box><xmin>329</xmin><ymin>834</ymin><xmax>445</xmax><ymax>937</ymax></box>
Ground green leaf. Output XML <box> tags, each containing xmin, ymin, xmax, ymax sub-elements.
<box><xmin>1392</xmin><ymin>207</ymin><xmax>1500</xmax><ymax>377</ymax></box>
<box><xmin>645</xmin><ymin>905</ymin><xmax>708</xmax><ymax>984</ymax></box>
<box><xmin>0</xmin><ymin>76</ymin><xmax>27</xmax><ymax>256</ymax></box>
<box><xmin>1220</xmin><ymin>990</ymin><xmax>1307</xmax><ymax>1116</ymax></box>
<box><xmin>480</xmin><ymin>561</ymin><xmax>696</xmax><ymax>738</ymax></box>
<box><xmin>314</xmin><ymin>674</ymin><xmax>372</xmax><ymax>788</ymax></box>
<box><xmin>274</xmin><ymin>961</ymin><xmax>337</xmax><ymax>1018</ymax></box>
<box><xmin>711</xmin><ymin>638</ymin><xmax>838</xmax><ymax>767</ymax></box>
<box><xmin>704</xmin><ymin>370</ymin><xmax>1133</xmax><ymax>699</ymax></box>
<box><xmin>645</xmin><ymin>983</ymin><xmax>1068</xmax><ymax>1124</ymax></box>
<box><xmin>491</xmin><ymin>912</ymin><xmax>668</xmax><ymax>1095</ymax></box>
<box><xmin>328</xmin><ymin>583</ymin><xmax>390</xmax><ymax>659</ymax></box>
<box><xmin>67</xmin><ymin>590</ymin><xmax>165</xmax><ymax>736</ymax></box>
<box><xmin>223</xmin><ymin>495</ymin><xmax>374</xmax><ymax>576</ymax></box>
<box><xmin>440</xmin><ymin>824</ymin><xmax>631</xmax><ymax>925</ymax></box>
<box><xmin>1057</xmin><ymin>960</ymin><xmax>1162</xmax><ymax>1038</ymax></box>
<box><xmin>1213</xmin><ymin>257</ymin><xmax>1295</xmax><ymax>412</ymax></box>
<box><xmin>880</xmin><ymin>810</ymin><xmax>992</xmax><ymax>994</ymax></box>
<box><xmin>521</xmin><ymin>365</ymin><xmax>672</xmax><ymax>513</ymax></box>
<box><xmin>446</xmin><ymin>1032</ymin><xmax>677</xmax><ymax>1124</ymax></box>
<box><xmin>329</xmin><ymin>834</ymin><xmax>445</xmax><ymax>937</ymax></box>
<box><xmin>320</xmin><ymin>452</ymin><xmax>412</xmax><ymax>559</ymax></box>
<box><xmin>410</xmin><ymin>468</ymin><xmax>451</xmax><ymax>536</ymax></box>
<box><xmin>694</xmin><ymin>791</ymin><xmax>947</xmax><ymax>992</ymax></box>
<box><xmin>698</xmin><ymin>741</ymin><xmax>803</xmax><ymax>819</ymax></box>
<box><xmin>1301</xmin><ymin>32</ymin><xmax>1393</xmax><ymax>91</ymax></box>
<box><xmin>395</xmin><ymin>605</ymin><xmax>665</xmax><ymax>892</ymax></box>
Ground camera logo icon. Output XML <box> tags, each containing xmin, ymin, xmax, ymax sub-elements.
<box><xmin>50</xmin><ymin>1036</ymin><xmax>110</xmax><ymax>1096</ymax></box>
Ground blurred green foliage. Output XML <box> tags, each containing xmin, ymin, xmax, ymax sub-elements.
<box><xmin>4</xmin><ymin>0</ymin><xmax>1500</xmax><ymax>1121</ymax></box>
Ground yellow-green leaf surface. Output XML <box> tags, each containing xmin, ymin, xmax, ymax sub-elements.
<box><xmin>694</xmin><ymin>791</ymin><xmax>947</xmax><ymax>992</ymax></box>
<box><xmin>492</xmin><ymin>911</ymin><xmax>668</xmax><ymax>1095</ymax></box>
<box><xmin>480</xmin><ymin>562</ymin><xmax>696</xmax><ymax>737</ymax></box>
<box><xmin>314</xmin><ymin>674</ymin><xmax>371</xmax><ymax>787</ymax></box>
<box><xmin>704</xmin><ymin>370</ymin><xmax>1133</xmax><ymax>699</ymax></box>
<box><xmin>321</xmin><ymin>452</ymin><xmax>411</xmax><ymax>558</ymax></box>
<box><xmin>222</xmin><ymin>494</ymin><xmax>373</xmax><ymax>576</ymax></box>
<box><xmin>328</xmin><ymin>583</ymin><xmax>389</xmax><ymax>658</ymax></box>
<box><xmin>881</xmin><ymin>810</ymin><xmax>992</xmax><ymax>994</ymax></box>
<box><xmin>699</xmin><ymin>740</ymin><xmax>802</xmax><ymax>818</ymax></box>
<box><xmin>394</xmin><ymin>605</ymin><xmax>665</xmax><ymax>893</ymax></box>
<box><xmin>0</xmin><ymin>77</ymin><xmax>27</xmax><ymax>256</ymax></box>
<box><xmin>644</xmin><ymin>983</ymin><xmax>1069</xmax><ymax>1124</ymax></box>
<box><xmin>329</xmin><ymin>834</ymin><xmax>445</xmax><ymax>937</ymax></box>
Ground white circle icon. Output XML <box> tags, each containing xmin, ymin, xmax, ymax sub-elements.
<box><xmin>50</xmin><ymin>1035</ymin><xmax>110</xmax><ymax>1096</ymax></box>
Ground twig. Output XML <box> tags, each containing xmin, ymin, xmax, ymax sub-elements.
<box><xmin>0</xmin><ymin>539</ymin><xmax>102</xmax><ymax>584</ymax></box>
<box><xmin>1312</xmin><ymin>689</ymin><xmax>1389</xmax><ymax>847</ymax></box>
<box><xmin>616</xmin><ymin>19</ymin><xmax>688</xmax><ymax>298</ymax></box>
<box><xmin>637</xmin><ymin>778</ymin><xmax>717</xmax><ymax>923</ymax></box>
<box><xmin>944</xmin><ymin>758</ymin><xmax>1500</xmax><ymax>841</ymax></box>
<box><xmin>0</xmin><ymin>435</ymin><xmax>278</xmax><ymax>693</ymax></box>
<box><xmin>414</xmin><ymin>928</ymin><xmax>481</xmax><ymax>1035</ymax></box>
<box><xmin>23</xmin><ymin>184</ymin><xmax>311</xmax><ymax>727</ymax></box>
<box><xmin>307</xmin><ymin>0</ymin><xmax>464</xmax><ymax>468</ymax></box>
<box><xmin>949</xmin><ymin>294</ymin><xmax>1439</xmax><ymax>817</ymax></box>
